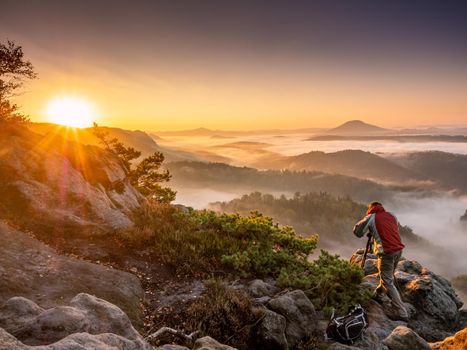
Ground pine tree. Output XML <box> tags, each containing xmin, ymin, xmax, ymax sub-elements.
<box><xmin>0</xmin><ymin>41</ymin><xmax>36</xmax><ymax>125</ymax></box>
<box><xmin>92</xmin><ymin>123</ymin><xmax>176</xmax><ymax>202</ymax></box>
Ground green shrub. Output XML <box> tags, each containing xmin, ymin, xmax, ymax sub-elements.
<box><xmin>124</xmin><ymin>202</ymin><xmax>369</xmax><ymax>312</ymax></box>
<box><xmin>124</xmin><ymin>203</ymin><xmax>317</xmax><ymax>276</ymax></box>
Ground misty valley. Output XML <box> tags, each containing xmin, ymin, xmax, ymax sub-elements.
<box><xmin>2</xmin><ymin>2</ymin><xmax>467</xmax><ymax>346</ymax></box>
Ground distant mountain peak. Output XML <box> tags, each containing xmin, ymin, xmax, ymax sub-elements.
<box><xmin>326</xmin><ymin>120</ymin><xmax>390</xmax><ymax>135</ymax></box>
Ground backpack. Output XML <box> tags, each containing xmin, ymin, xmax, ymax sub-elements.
<box><xmin>325</xmin><ymin>305</ymin><xmax>369</xmax><ymax>344</ymax></box>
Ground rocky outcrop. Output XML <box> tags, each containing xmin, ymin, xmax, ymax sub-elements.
<box><xmin>157</xmin><ymin>345</ymin><xmax>191</xmax><ymax>350</ymax></box>
<box><xmin>256</xmin><ymin>309</ymin><xmax>288</xmax><ymax>350</ymax></box>
<box><xmin>396</xmin><ymin>260</ymin><xmax>464</xmax><ymax>341</ymax></box>
<box><xmin>382</xmin><ymin>326</ymin><xmax>431</xmax><ymax>350</ymax></box>
<box><xmin>351</xmin><ymin>250</ymin><xmax>464</xmax><ymax>342</ymax></box>
<box><xmin>0</xmin><ymin>294</ymin><xmax>153</xmax><ymax>349</ymax></box>
<box><xmin>192</xmin><ymin>336</ymin><xmax>237</xmax><ymax>350</ymax></box>
<box><xmin>0</xmin><ymin>128</ymin><xmax>143</xmax><ymax>233</ymax></box>
<box><xmin>267</xmin><ymin>290</ymin><xmax>317</xmax><ymax>348</ymax></box>
<box><xmin>252</xmin><ymin>287</ymin><xmax>317</xmax><ymax>349</ymax></box>
<box><xmin>0</xmin><ymin>222</ymin><xmax>144</xmax><ymax>327</ymax></box>
<box><xmin>247</xmin><ymin>279</ymin><xmax>279</xmax><ymax>298</ymax></box>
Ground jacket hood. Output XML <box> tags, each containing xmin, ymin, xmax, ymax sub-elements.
<box><xmin>367</xmin><ymin>203</ymin><xmax>386</xmax><ymax>215</ymax></box>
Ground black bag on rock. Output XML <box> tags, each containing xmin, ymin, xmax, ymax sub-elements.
<box><xmin>325</xmin><ymin>305</ymin><xmax>368</xmax><ymax>344</ymax></box>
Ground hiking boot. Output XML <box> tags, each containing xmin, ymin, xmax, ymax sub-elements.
<box><xmin>385</xmin><ymin>303</ymin><xmax>409</xmax><ymax>322</ymax></box>
<box><xmin>387</xmin><ymin>312</ymin><xmax>409</xmax><ymax>322</ymax></box>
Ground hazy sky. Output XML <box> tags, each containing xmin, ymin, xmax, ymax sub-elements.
<box><xmin>1</xmin><ymin>0</ymin><xmax>467</xmax><ymax>130</ymax></box>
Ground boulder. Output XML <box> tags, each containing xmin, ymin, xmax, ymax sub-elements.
<box><xmin>69</xmin><ymin>293</ymin><xmax>141</xmax><ymax>340</ymax></box>
<box><xmin>361</xmin><ymin>273</ymin><xmax>379</xmax><ymax>293</ymax></box>
<box><xmin>383</xmin><ymin>326</ymin><xmax>432</xmax><ymax>350</ymax></box>
<box><xmin>247</xmin><ymin>279</ymin><xmax>279</xmax><ymax>298</ymax></box>
<box><xmin>0</xmin><ymin>328</ymin><xmax>27</xmax><ymax>350</ymax></box>
<box><xmin>328</xmin><ymin>343</ymin><xmax>362</xmax><ymax>350</ymax></box>
<box><xmin>364</xmin><ymin>300</ymin><xmax>406</xmax><ymax>340</ymax></box>
<box><xmin>0</xmin><ymin>327</ymin><xmax>153</xmax><ymax>350</ymax></box>
<box><xmin>396</xmin><ymin>260</ymin><xmax>464</xmax><ymax>341</ymax></box>
<box><xmin>256</xmin><ymin>309</ymin><xmax>288</xmax><ymax>350</ymax></box>
<box><xmin>36</xmin><ymin>332</ymin><xmax>153</xmax><ymax>350</ymax></box>
<box><xmin>0</xmin><ymin>223</ymin><xmax>144</xmax><ymax>327</ymax></box>
<box><xmin>363</xmin><ymin>259</ymin><xmax>378</xmax><ymax>276</ymax></box>
<box><xmin>349</xmin><ymin>250</ymin><xmax>377</xmax><ymax>267</ymax></box>
<box><xmin>14</xmin><ymin>306</ymin><xmax>90</xmax><ymax>345</ymax></box>
<box><xmin>193</xmin><ymin>336</ymin><xmax>237</xmax><ymax>350</ymax></box>
<box><xmin>353</xmin><ymin>328</ymin><xmax>389</xmax><ymax>350</ymax></box>
<box><xmin>0</xmin><ymin>297</ymin><xmax>44</xmax><ymax>334</ymax></box>
<box><xmin>157</xmin><ymin>345</ymin><xmax>191</xmax><ymax>350</ymax></box>
<box><xmin>430</xmin><ymin>328</ymin><xmax>467</xmax><ymax>350</ymax></box>
<box><xmin>267</xmin><ymin>290</ymin><xmax>317</xmax><ymax>348</ymax></box>
<box><xmin>0</xmin><ymin>294</ymin><xmax>145</xmax><ymax>347</ymax></box>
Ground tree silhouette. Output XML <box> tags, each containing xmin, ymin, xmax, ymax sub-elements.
<box><xmin>0</xmin><ymin>41</ymin><xmax>37</xmax><ymax>124</ymax></box>
<box><xmin>92</xmin><ymin>123</ymin><xmax>176</xmax><ymax>202</ymax></box>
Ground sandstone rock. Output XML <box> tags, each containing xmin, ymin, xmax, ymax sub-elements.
<box><xmin>361</xmin><ymin>273</ymin><xmax>379</xmax><ymax>292</ymax></box>
<box><xmin>256</xmin><ymin>309</ymin><xmax>288</xmax><ymax>350</ymax></box>
<box><xmin>157</xmin><ymin>345</ymin><xmax>191</xmax><ymax>350</ymax></box>
<box><xmin>14</xmin><ymin>306</ymin><xmax>90</xmax><ymax>345</ymax></box>
<box><xmin>353</xmin><ymin>328</ymin><xmax>388</xmax><ymax>350</ymax></box>
<box><xmin>363</xmin><ymin>259</ymin><xmax>378</xmax><ymax>276</ymax></box>
<box><xmin>364</xmin><ymin>300</ymin><xmax>406</xmax><ymax>341</ymax></box>
<box><xmin>430</xmin><ymin>327</ymin><xmax>467</xmax><ymax>350</ymax></box>
<box><xmin>251</xmin><ymin>296</ymin><xmax>272</xmax><ymax>306</ymax></box>
<box><xmin>267</xmin><ymin>290</ymin><xmax>316</xmax><ymax>348</ymax></box>
<box><xmin>396</xmin><ymin>262</ymin><xmax>463</xmax><ymax>341</ymax></box>
<box><xmin>34</xmin><ymin>332</ymin><xmax>153</xmax><ymax>350</ymax></box>
<box><xmin>328</xmin><ymin>343</ymin><xmax>362</xmax><ymax>350</ymax></box>
<box><xmin>0</xmin><ymin>297</ymin><xmax>44</xmax><ymax>334</ymax></box>
<box><xmin>0</xmin><ymin>294</ymin><xmax>145</xmax><ymax>347</ymax></box>
<box><xmin>193</xmin><ymin>336</ymin><xmax>237</xmax><ymax>350</ymax></box>
<box><xmin>0</xmin><ymin>327</ymin><xmax>153</xmax><ymax>350</ymax></box>
<box><xmin>352</xmin><ymin>249</ymin><xmax>464</xmax><ymax>342</ymax></box>
<box><xmin>0</xmin><ymin>328</ymin><xmax>27</xmax><ymax>350</ymax></box>
<box><xmin>247</xmin><ymin>279</ymin><xmax>279</xmax><ymax>298</ymax></box>
<box><xmin>383</xmin><ymin>326</ymin><xmax>432</xmax><ymax>350</ymax></box>
<box><xmin>0</xmin><ymin>223</ymin><xmax>144</xmax><ymax>327</ymax></box>
<box><xmin>349</xmin><ymin>251</ymin><xmax>377</xmax><ymax>268</ymax></box>
<box><xmin>69</xmin><ymin>293</ymin><xmax>141</xmax><ymax>340</ymax></box>
<box><xmin>0</xmin><ymin>129</ymin><xmax>143</xmax><ymax>232</ymax></box>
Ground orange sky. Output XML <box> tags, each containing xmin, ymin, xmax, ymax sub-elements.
<box><xmin>3</xmin><ymin>1</ymin><xmax>467</xmax><ymax>131</ymax></box>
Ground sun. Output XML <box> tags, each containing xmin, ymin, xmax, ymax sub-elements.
<box><xmin>46</xmin><ymin>96</ymin><xmax>95</xmax><ymax>128</ymax></box>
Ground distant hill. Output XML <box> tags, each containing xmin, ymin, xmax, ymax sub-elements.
<box><xmin>28</xmin><ymin>123</ymin><xmax>226</xmax><ymax>163</ymax></box>
<box><xmin>325</xmin><ymin>120</ymin><xmax>391</xmax><ymax>136</ymax></box>
<box><xmin>397</xmin><ymin>126</ymin><xmax>467</xmax><ymax>136</ymax></box>
<box><xmin>307</xmin><ymin>134</ymin><xmax>467</xmax><ymax>143</ymax></box>
<box><xmin>387</xmin><ymin>151</ymin><xmax>467</xmax><ymax>194</ymax></box>
<box><xmin>29</xmin><ymin>123</ymin><xmax>161</xmax><ymax>157</ymax></box>
<box><xmin>154</xmin><ymin>127</ymin><xmax>325</xmax><ymax>137</ymax></box>
<box><xmin>254</xmin><ymin>149</ymin><xmax>427</xmax><ymax>185</ymax></box>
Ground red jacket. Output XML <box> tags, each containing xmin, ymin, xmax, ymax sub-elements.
<box><xmin>353</xmin><ymin>204</ymin><xmax>404</xmax><ymax>255</ymax></box>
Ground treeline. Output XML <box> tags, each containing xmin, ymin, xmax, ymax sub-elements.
<box><xmin>167</xmin><ymin>161</ymin><xmax>426</xmax><ymax>203</ymax></box>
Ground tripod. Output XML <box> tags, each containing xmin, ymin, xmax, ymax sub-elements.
<box><xmin>360</xmin><ymin>233</ymin><xmax>372</xmax><ymax>269</ymax></box>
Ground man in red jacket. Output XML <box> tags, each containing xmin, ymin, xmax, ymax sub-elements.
<box><xmin>353</xmin><ymin>201</ymin><xmax>408</xmax><ymax>321</ymax></box>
